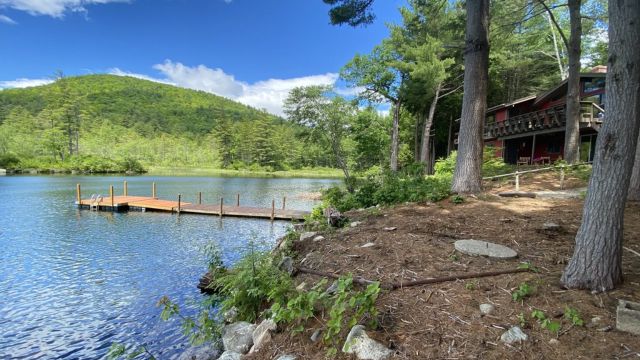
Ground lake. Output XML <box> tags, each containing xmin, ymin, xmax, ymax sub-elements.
<box><xmin>0</xmin><ymin>175</ymin><xmax>337</xmax><ymax>359</ymax></box>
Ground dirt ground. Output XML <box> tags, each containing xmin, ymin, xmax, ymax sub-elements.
<box><xmin>247</xmin><ymin>174</ymin><xmax>640</xmax><ymax>360</ymax></box>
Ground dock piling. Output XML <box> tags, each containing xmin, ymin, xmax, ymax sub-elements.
<box><xmin>219</xmin><ymin>198</ymin><xmax>224</xmax><ymax>217</ymax></box>
<box><xmin>152</xmin><ymin>182</ymin><xmax>157</xmax><ymax>199</ymax></box>
<box><xmin>76</xmin><ymin>184</ymin><xmax>81</xmax><ymax>204</ymax></box>
<box><xmin>124</xmin><ymin>181</ymin><xmax>128</xmax><ymax>196</ymax></box>
<box><xmin>177</xmin><ymin>194</ymin><xmax>182</xmax><ymax>214</ymax></box>
<box><xmin>236</xmin><ymin>193</ymin><xmax>240</xmax><ymax>206</ymax></box>
<box><xmin>282</xmin><ymin>196</ymin><xmax>286</xmax><ymax>210</ymax></box>
<box><xmin>198</xmin><ymin>192</ymin><xmax>202</xmax><ymax>205</ymax></box>
<box><xmin>109</xmin><ymin>185</ymin><xmax>114</xmax><ymax>207</ymax></box>
<box><xmin>271</xmin><ymin>199</ymin><xmax>275</xmax><ymax>221</ymax></box>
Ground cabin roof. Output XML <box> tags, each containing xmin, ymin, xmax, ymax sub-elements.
<box><xmin>533</xmin><ymin>72</ymin><xmax>606</xmax><ymax>106</ymax></box>
<box><xmin>486</xmin><ymin>95</ymin><xmax>537</xmax><ymax>114</ymax></box>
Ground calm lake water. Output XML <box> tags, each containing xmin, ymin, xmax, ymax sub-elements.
<box><xmin>0</xmin><ymin>175</ymin><xmax>337</xmax><ymax>359</ymax></box>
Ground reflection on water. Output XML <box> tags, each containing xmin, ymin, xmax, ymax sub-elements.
<box><xmin>0</xmin><ymin>175</ymin><xmax>336</xmax><ymax>359</ymax></box>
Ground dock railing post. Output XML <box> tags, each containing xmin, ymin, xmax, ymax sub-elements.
<box><xmin>271</xmin><ymin>199</ymin><xmax>275</xmax><ymax>221</ymax></box>
<box><xmin>76</xmin><ymin>184</ymin><xmax>81</xmax><ymax>204</ymax></box>
<box><xmin>515</xmin><ymin>171</ymin><xmax>520</xmax><ymax>192</ymax></box>
<box><xmin>560</xmin><ymin>165</ymin><xmax>566</xmax><ymax>190</ymax></box>
<box><xmin>198</xmin><ymin>192</ymin><xmax>202</xmax><ymax>205</ymax></box>
<box><xmin>177</xmin><ymin>194</ymin><xmax>181</xmax><ymax>214</ymax></box>
<box><xmin>219</xmin><ymin>197</ymin><xmax>224</xmax><ymax>217</ymax></box>
<box><xmin>236</xmin><ymin>193</ymin><xmax>240</xmax><ymax>207</ymax></box>
<box><xmin>152</xmin><ymin>182</ymin><xmax>157</xmax><ymax>199</ymax></box>
<box><xmin>123</xmin><ymin>181</ymin><xmax>128</xmax><ymax>196</ymax></box>
<box><xmin>282</xmin><ymin>196</ymin><xmax>286</xmax><ymax>210</ymax></box>
<box><xmin>110</xmin><ymin>185</ymin><xmax>114</xmax><ymax>207</ymax></box>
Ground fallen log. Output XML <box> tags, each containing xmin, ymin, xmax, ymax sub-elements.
<box><xmin>498</xmin><ymin>191</ymin><xmax>536</xmax><ymax>198</ymax></box>
<box><xmin>295</xmin><ymin>266</ymin><xmax>530</xmax><ymax>291</ymax></box>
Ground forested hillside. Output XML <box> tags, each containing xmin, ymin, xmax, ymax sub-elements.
<box><xmin>0</xmin><ymin>75</ymin><xmax>335</xmax><ymax>172</ymax></box>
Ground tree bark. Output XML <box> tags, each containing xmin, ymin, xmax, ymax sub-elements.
<box><xmin>629</xmin><ymin>132</ymin><xmax>640</xmax><ymax>201</ymax></box>
<box><xmin>451</xmin><ymin>0</ymin><xmax>489</xmax><ymax>194</ymax></box>
<box><xmin>563</xmin><ymin>0</ymin><xmax>582</xmax><ymax>164</ymax></box>
<box><xmin>420</xmin><ymin>84</ymin><xmax>441</xmax><ymax>174</ymax></box>
<box><xmin>390</xmin><ymin>100</ymin><xmax>401</xmax><ymax>172</ymax></box>
<box><xmin>561</xmin><ymin>0</ymin><xmax>640</xmax><ymax>291</ymax></box>
<box><xmin>447</xmin><ymin>115</ymin><xmax>453</xmax><ymax>156</ymax></box>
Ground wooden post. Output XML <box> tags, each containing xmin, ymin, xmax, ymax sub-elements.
<box><xmin>198</xmin><ymin>192</ymin><xmax>202</xmax><ymax>205</ymax></box>
<box><xmin>560</xmin><ymin>165</ymin><xmax>566</xmax><ymax>190</ymax></box>
<box><xmin>282</xmin><ymin>196</ymin><xmax>286</xmax><ymax>210</ymax></box>
<box><xmin>76</xmin><ymin>184</ymin><xmax>81</xmax><ymax>204</ymax></box>
<box><xmin>123</xmin><ymin>180</ymin><xmax>128</xmax><ymax>196</ymax></box>
<box><xmin>177</xmin><ymin>194</ymin><xmax>181</xmax><ymax>214</ymax></box>
<box><xmin>152</xmin><ymin>182</ymin><xmax>157</xmax><ymax>199</ymax></box>
<box><xmin>236</xmin><ymin>193</ymin><xmax>240</xmax><ymax>206</ymax></box>
<box><xmin>515</xmin><ymin>171</ymin><xmax>520</xmax><ymax>192</ymax></box>
<box><xmin>271</xmin><ymin>199</ymin><xmax>275</xmax><ymax>221</ymax></box>
<box><xmin>219</xmin><ymin>197</ymin><xmax>224</xmax><ymax>217</ymax></box>
<box><xmin>110</xmin><ymin>185</ymin><xmax>114</xmax><ymax>207</ymax></box>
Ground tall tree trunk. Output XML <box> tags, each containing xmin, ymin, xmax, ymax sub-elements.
<box><xmin>561</xmin><ymin>0</ymin><xmax>640</xmax><ymax>291</ymax></box>
<box><xmin>546</xmin><ymin>12</ymin><xmax>567</xmax><ymax>79</ymax></box>
<box><xmin>420</xmin><ymin>84</ymin><xmax>442</xmax><ymax>174</ymax></box>
<box><xmin>629</xmin><ymin>132</ymin><xmax>640</xmax><ymax>201</ymax></box>
<box><xmin>414</xmin><ymin>112</ymin><xmax>424</xmax><ymax>162</ymax></box>
<box><xmin>390</xmin><ymin>100</ymin><xmax>401</xmax><ymax>172</ymax></box>
<box><xmin>451</xmin><ymin>0</ymin><xmax>489</xmax><ymax>194</ymax></box>
<box><xmin>563</xmin><ymin>0</ymin><xmax>582</xmax><ymax>164</ymax></box>
<box><xmin>447</xmin><ymin>115</ymin><xmax>454</xmax><ymax>156</ymax></box>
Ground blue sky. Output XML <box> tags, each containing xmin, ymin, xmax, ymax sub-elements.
<box><xmin>0</xmin><ymin>0</ymin><xmax>403</xmax><ymax>114</ymax></box>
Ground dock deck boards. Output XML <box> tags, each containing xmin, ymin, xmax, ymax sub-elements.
<box><xmin>77</xmin><ymin>196</ymin><xmax>308</xmax><ymax>220</ymax></box>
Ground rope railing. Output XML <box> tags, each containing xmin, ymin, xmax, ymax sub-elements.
<box><xmin>483</xmin><ymin>162</ymin><xmax>591</xmax><ymax>192</ymax></box>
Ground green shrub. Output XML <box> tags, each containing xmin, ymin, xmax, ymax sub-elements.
<box><xmin>434</xmin><ymin>148</ymin><xmax>512</xmax><ymax>178</ymax></box>
<box><xmin>0</xmin><ymin>153</ymin><xmax>20</xmax><ymax>168</ymax></box>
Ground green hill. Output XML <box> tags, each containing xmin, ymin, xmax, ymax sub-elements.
<box><xmin>0</xmin><ymin>74</ymin><xmax>331</xmax><ymax>173</ymax></box>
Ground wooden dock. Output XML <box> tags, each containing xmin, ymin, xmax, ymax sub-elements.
<box><xmin>75</xmin><ymin>182</ymin><xmax>309</xmax><ymax>221</ymax></box>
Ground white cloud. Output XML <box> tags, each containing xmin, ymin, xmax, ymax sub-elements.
<box><xmin>0</xmin><ymin>78</ymin><xmax>53</xmax><ymax>89</ymax></box>
<box><xmin>0</xmin><ymin>14</ymin><xmax>16</xmax><ymax>23</ymax></box>
<box><xmin>0</xmin><ymin>0</ymin><xmax>128</xmax><ymax>18</ymax></box>
<box><xmin>109</xmin><ymin>67</ymin><xmax>174</xmax><ymax>85</ymax></box>
<box><xmin>112</xmin><ymin>60</ymin><xmax>340</xmax><ymax>116</ymax></box>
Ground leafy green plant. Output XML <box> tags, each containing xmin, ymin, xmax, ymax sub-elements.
<box><xmin>157</xmin><ymin>295</ymin><xmax>223</xmax><ymax>346</ymax></box>
<box><xmin>107</xmin><ymin>343</ymin><xmax>156</xmax><ymax>360</ymax></box>
<box><xmin>517</xmin><ymin>262</ymin><xmax>539</xmax><ymax>273</ymax></box>
<box><xmin>464</xmin><ymin>281</ymin><xmax>478</xmax><ymax>290</ymax></box>
<box><xmin>564</xmin><ymin>306</ymin><xmax>584</xmax><ymax>326</ymax></box>
<box><xmin>451</xmin><ymin>195</ymin><xmax>465</xmax><ymax>204</ymax></box>
<box><xmin>517</xmin><ymin>312</ymin><xmax>527</xmax><ymax>328</ymax></box>
<box><xmin>512</xmin><ymin>282</ymin><xmax>534</xmax><ymax>302</ymax></box>
<box><xmin>531</xmin><ymin>309</ymin><xmax>561</xmax><ymax>333</ymax></box>
<box><xmin>270</xmin><ymin>279</ymin><xmax>328</xmax><ymax>333</ymax></box>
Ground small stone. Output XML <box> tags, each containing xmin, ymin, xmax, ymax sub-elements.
<box><xmin>223</xmin><ymin>307</ymin><xmax>238</xmax><ymax>323</ymax></box>
<box><xmin>454</xmin><ymin>239</ymin><xmax>518</xmax><ymax>259</ymax></box>
<box><xmin>250</xmin><ymin>319</ymin><xmax>277</xmax><ymax>353</ymax></box>
<box><xmin>275</xmin><ymin>356</ymin><xmax>297</xmax><ymax>360</ymax></box>
<box><xmin>222</xmin><ymin>322</ymin><xmax>256</xmax><ymax>354</ymax></box>
<box><xmin>360</xmin><ymin>242</ymin><xmax>375</xmax><ymax>248</ymax></box>
<box><xmin>326</xmin><ymin>281</ymin><xmax>339</xmax><ymax>295</ymax></box>
<box><xmin>500</xmin><ymin>326</ymin><xmax>528</xmax><ymax>344</ymax></box>
<box><xmin>310</xmin><ymin>329</ymin><xmax>322</xmax><ymax>343</ymax></box>
<box><xmin>313</xmin><ymin>235</ymin><xmax>325</xmax><ymax>242</ymax></box>
<box><xmin>479</xmin><ymin>303</ymin><xmax>495</xmax><ymax>316</ymax></box>
<box><xmin>383</xmin><ymin>227</ymin><xmax>397</xmax><ymax>231</ymax></box>
<box><xmin>587</xmin><ymin>316</ymin><xmax>602</xmax><ymax>328</ymax></box>
<box><xmin>542</xmin><ymin>222</ymin><xmax>561</xmax><ymax>231</ymax></box>
<box><xmin>177</xmin><ymin>346</ymin><xmax>220</xmax><ymax>360</ymax></box>
<box><xmin>616</xmin><ymin>300</ymin><xmax>640</xmax><ymax>335</ymax></box>
<box><xmin>296</xmin><ymin>282</ymin><xmax>307</xmax><ymax>291</ymax></box>
<box><xmin>299</xmin><ymin>232</ymin><xmax>317</xmax><ymax>242</ymax></box>
<box><xmin>217</xmin><ymin>351</ymin><xmax>242</xmax><ymax>360</ymax></box>
<box><xmin>549</xmin><ymin>339</ymin><xmax>560</xmax><ymax>345</ymax></box>
<box><xmin>293</xmin><ymin>223</ymin><xmax>305</xmax><ymax>231</ymax></box>
<box><xmin>350</xmin><ymin>221</ymin><xmax>363</xmax><ymax>228</ymax></box>
<box><xmin>278</xmin><ymin>256</ymin><xmax>295</xmax><ymax>276</ymax></box>
<box><xmin>342</xmin><ymin>325</ymin><xmax>393</xmax><ymax>360</ymax></box>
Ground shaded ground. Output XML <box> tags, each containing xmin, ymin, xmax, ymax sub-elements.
<box><xmin>247</xmin><ymin>174</ymin><xmax>640</xmax><ymax>360</ymax></box>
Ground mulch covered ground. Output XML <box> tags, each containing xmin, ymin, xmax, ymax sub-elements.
<box><xmin>247</xmin><ymin>175</ymin><xmax>640</xmax><ymax>360</ymax></box>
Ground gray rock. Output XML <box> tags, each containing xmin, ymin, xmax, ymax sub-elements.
<box><xmin>250</xmin><ymin>319</ymin><xmax>277</xmax><ymax>353</ymax></box>
<box><xmin>0</xmin><ymin>169</ymin><xmax>6</xmax><ymax>176</ymax></box>
<box><xmin>278</xmin><ymin>256</ymin><xmax>295</xmax><ymax>275</ymax></box>
<box><xmin>479</xmin><ymin>303</ymin><xmax>495</xmax><ymax>316</ymax></box>
<box><xmin>295</xmin><ymin>282</ymin><xmax>307</xmax><ymax>291</ymax></box>
<box><xmin>275</xmin><ymin>356</ymin><xmax>297</xmax><ymax>360</ymax></box>
<box><xmin>325</xmin><ymin>281</ymin><xmax>339</xmax><ymax>295</ymax></box>
<box><xmin>342</xmin><ymin>325</ymin><xmax>393</xmax><ymax>360</ymax></box>
<box><xmin>178</xmin><ymin>346</ymin><xmax>220</xmax><ymax>360</ymax></box>
<box><xmin>310</xmin><ymin>329</ymin><xmax>322</xmax><ymax>343</ymax></box>
<box><xmin>360</xmin><ymin>242</ymin><xmax>376</xmax><ymax>248</ymax></box>
<box><xmin>542</xmin><ymin>222</ymin><xmax>561</xmax><ymax>231</ymax></box>
<box><xmin>500</xmin><ymin>326</ymin><xmax>528</xmax><ymax>344</ymax></box>
<box><xmin>350</xmin><ymin>221</ymin><xmax>363</xmax><ymax>228</ymax></box>
<box><xmin>313</xmin><ymin>235</ymin><xmax>325</xmax><ymax>242</ymax></box>
<box><xmin>383</xmin><ymin>227</ymin><xmax>397</xmax><ymax>232</ymax></box>
<box><xmin>293</xmin><ymin>223</ymin><xmax>305</xmax><ymax>232</ymax></box>
<box><xmin>549</xmin><ymin>338</ymin><xmax>560</xmax><ymax>346</ymax></box>
<box><xmin>454</xmin><ymin>239</ymin><xmax>518</xmax><ymax>259</ymax></box>
<box><xmin>217</xmin><ymin>351</ymin><xmax>242</xmax><ymax>360</ymax></box>
<box><xmin>223</xmin><ymin>307</ymin><xmax>238</xmax><ymax>323</ymax></box>
<box><xmin>299</xmin><ymin>232</ymin><xmax>317</xmax><ymax>242</ymax></box>
<box><xmin>616</xmin><ymin>300</ymin><xmax>640</xmax><ymax>335</ymax></box>
<box><xmin>222</xmin><ymin>321</ymin><xmax>256</xmax><ymax>354</ymax></box>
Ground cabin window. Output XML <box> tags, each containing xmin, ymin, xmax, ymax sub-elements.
<box><xmin>547</xmin><ymin>142</ymin><xmax>561</xmax><ymax>154</ymax></box>
<box><xmin>583</xmin><ymin>78</ymin><xmax>605</xmax><ymax>93</ymax></box>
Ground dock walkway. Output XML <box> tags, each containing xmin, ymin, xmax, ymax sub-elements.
<box><xmin>75</xmin><ymin>183</ymin><xmax>309</xmax><ymax>221</ymax></box>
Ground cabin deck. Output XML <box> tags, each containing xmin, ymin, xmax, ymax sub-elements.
<box><xmin>76</xmin><ymin>191</ymin><xmax>308</xmax><ymax>221</ymax></box>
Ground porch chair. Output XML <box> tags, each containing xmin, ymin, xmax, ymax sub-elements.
<box><xmin>517</xmin><ymin>157</ymin><xmax>530</xmax><ymax>166</ymax></box>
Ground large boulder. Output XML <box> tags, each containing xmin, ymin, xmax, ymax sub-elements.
<box><xmin>177</xmin><ymin>346</ymin><xmax>219</xmax><ymax>360</ymax></box>
<box><xmin>250</xmin><ymin>319</ymin><xmax>277</xmax><ymax>353</ymax></box>
<box><xmin>217</xmin><ymin>351</ymin><xmax>242</xmax><ymax>360</ymax></box>
<box><xmin>299</xmin><ymin>232</ymin><xmax>317</xmax><ymax>242</ymax></box>
<box><xmin>454</xmin><ymin>239</ymin><xmax>518</xmax><ymax>259</ymax></box>
<box><xmin>342</xmin><ymin>325</ymin><xmax>393</xmax><ymax>360</ymax></box>
<box><xmin>222</xmin><ymin>321</ymin><xmax>256</xmax><ymax>354</ymax></box>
